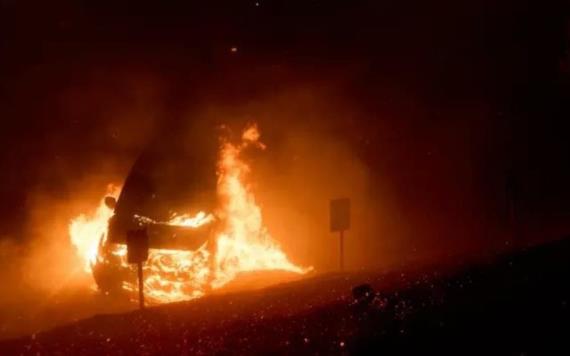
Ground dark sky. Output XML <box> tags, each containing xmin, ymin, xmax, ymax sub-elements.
<box><xmin>0</xmin><ymin>0</ymin><xmax>569</xmax><ymax>251</ymax></box>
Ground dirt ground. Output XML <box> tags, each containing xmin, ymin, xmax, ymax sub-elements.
<box><xmin>1</xmin><ymin>238</ymin><xmax>569</xmax><ymax>354</ymax></box>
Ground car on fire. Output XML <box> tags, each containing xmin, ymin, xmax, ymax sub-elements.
<box><xmin>92</xmin><ymin>122</ymin><xmax>221</xmax><ymax>294</ymax></box>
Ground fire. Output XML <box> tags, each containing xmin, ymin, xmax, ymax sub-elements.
<box><xmin>212</xmin><ymin>125</ymin><xmax>306</xmax><ymax>288</ymax></box>
<box><xmin>166</xmin><ymin>212</ymin><xmax>215</xmax><ymax>227</ymax></box>
<box><xmin>69</xmin><ymin>184</ymin><xmax>121</xmax><ymax>273</ymax></box>
<box><xmin>69</xmin><ymin>124</ymin><xmax>310</xmax><ymax>303</ymax></box>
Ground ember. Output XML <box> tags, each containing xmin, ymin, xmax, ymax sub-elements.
<box><xmin>69</xmin><ymin>124</ymin><xmax>310</xmax><ymax>303</ymax></box>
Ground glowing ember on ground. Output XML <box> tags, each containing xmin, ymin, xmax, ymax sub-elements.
<box><xmin>69</xmin><ymin>124</ymin><xmax>310</xmax><ymax>303</ymax></box>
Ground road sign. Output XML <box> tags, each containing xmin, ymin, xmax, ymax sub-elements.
<box><xmin>330</xmin><ymin>198</ymin><xmax>350</xmax><ymax>232</ymax></box>
<box><xmin>127</xmin><ymin>229</ymin><xmax>149</xmax><ymax>263</ymax></box>
<box><xmin>330</xmin><ymin>198</ymin><xmax>350</xmax><ymax>271</ymax></box>
<box><xmin>126</xmin><ymin>229</ymin><xmax>149</xmax><ymax>309</ymax></box>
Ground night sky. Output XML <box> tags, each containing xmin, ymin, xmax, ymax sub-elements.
<box><xmin>0</xmin><ymin>0</ymin><xmax>569</xmax><ymax>261</ymax></box>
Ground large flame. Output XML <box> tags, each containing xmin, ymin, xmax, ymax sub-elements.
<box><xmin>69</xmin><ymin>184</ymin><xmax>121</xmax><ymax>273</ymax></box>
<box><xmin>69</xmin><ymin>124</ymin><xmax>309</xmax><ymax>303</ymax></box>
<box><xmin>211</xmin><ymin>125</ymin><xmax>306</xmax><ymax>288</ymax></box>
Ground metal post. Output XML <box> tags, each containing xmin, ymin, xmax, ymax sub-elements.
<box><xmin>339</xmin><ymin>230</ymin><xmax>344</xmax><ymax>271</ymax></box>
<box><xmin>137</xmin><ymin>262</ymin><xmax>144</xmax><ymax>309</ymax></box>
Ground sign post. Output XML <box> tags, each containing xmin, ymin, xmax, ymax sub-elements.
<box><xmin>126</xmin><ymin>229</ymin><xmax>149</xmax><ymax>310</ymax></box>
<box><xmin>330</xmin><ymin>198</ymin><xmax>350</xmax><ymax>271</ymax></box>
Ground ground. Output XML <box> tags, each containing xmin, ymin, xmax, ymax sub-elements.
<box><xmin>1</xmin><ymin>238</ymin><xmax>569</xmax><ymax>355</ymax></box>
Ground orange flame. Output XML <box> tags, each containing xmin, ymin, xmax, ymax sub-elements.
<box><xmin>69</xmin><ymin>124</ymin><xmax>310</xmax><ymax>303</ymax></box>
<box><xmin>211</xmin><ymin>125</ymin><xmax>306</xmax><ymax>288</ymax></box>
<box><xmin>69</xmin><ymin>185</ymin><xmax>121</xmax><ymax>273</ymax></box>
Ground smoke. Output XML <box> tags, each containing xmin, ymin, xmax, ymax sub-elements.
<box><xmin>0</xmin><ymin>67</ymin><xmax>161</xmax><ymax>338</ymax></box>
<box><xmin>184</xmin><ymin>76</ymin><xmax>508</xmax><ymax>273</ymax></box>
<box><xmin>257</xmin><ymin>131</ymin><xmax>380</xmax><ymax>271</ymax></box>
<box><xmin>177</xmin><ymin>83</ymin><xmax>402</xmax><ymax>272</ymax></box>
<box><xmin>0</xmin><ymin>180</ymin><xmax>130</xmax><ymax>339</ymax></box>
<box><xmin>251</xmin><ymin>95</ymin><xmax>401</xmax><ymax>272</ymax></box>
<box><xmin>0</xmin><ymin>55</ymin><xmax>511</xmax><ymax>338</ymax></box>
<box><xmin>22</xmin><ymin>180</ymin><xmax>117</xmax><ymax>292</ymax></box>
<box><xmin>0</xmin><ymin>238</ymin><xmax>25</xmax><ymax>300</ymax></box>
<box><xmin>16</xmin><ymin>66</ymin><xmax>160</xmax><ymax>292</ymax></box>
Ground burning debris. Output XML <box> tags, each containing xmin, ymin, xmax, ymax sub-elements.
<box><xmin>69</xmin><ymin>124</ymin><xmax>311</xmax><ymax>304</ymax></box>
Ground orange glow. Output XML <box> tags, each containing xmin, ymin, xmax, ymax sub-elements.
<box><xmin>69</xmin><ymin>124</ymin><xmax>310</xmax><ymax>303</ymax></box>
<box><xmin>211</xmin><ymin>124</ymin><xmax>306</xmax><ymax>288</ymax></box>
<box><xmin>69</xmin><ymin>184</ymin><xmax>121</xmax><ymax>273</ymax></box>
<box><xmin>166</xmin><ymin>212</ymin><xmax>215</xmax><ymax>227</ymax></box>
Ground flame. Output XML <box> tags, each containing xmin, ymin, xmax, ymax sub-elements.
<box><xmin>211</xmin><ymin>125</ymin><xmax>306</xmax><ymax>288</ymax></box>
<box><xmin>133</xmin><ymin>211</ymin><xmax>215</xmax><ymax>228</ymax></box>
<box><xmin>69</xmin><ymin>185</ymin><xmax>121</xmax><ymax>273</ymax></box>
<box><xmin>69</xmin><ymin>124</ymin><xmax>310</xmax><ymax>303</ymax></box>
<box><xmin>166</xmin><ymin>212</ymin><xmax>215</xmax><ymax>227</ymax></box>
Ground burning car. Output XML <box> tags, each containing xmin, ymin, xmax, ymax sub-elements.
<box><xmin>70</xmin><ymin>123</ymin><xmax>309</xmax><ymax>304</ymax></box>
